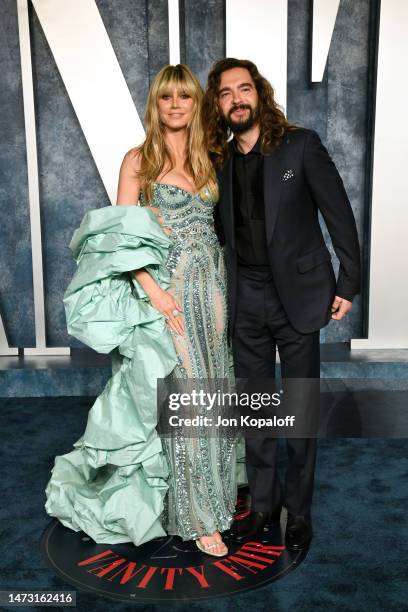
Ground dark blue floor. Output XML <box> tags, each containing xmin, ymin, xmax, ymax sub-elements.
<box><xmin>0</xmin><ymin>397</ymin><xmax>407</xmax><ymax>611</ymax></box>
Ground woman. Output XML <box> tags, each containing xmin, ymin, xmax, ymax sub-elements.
<box><xmin>45</xmin><ymin>65</ymin><xmax>237</xmax><ymax>557</ymax></box>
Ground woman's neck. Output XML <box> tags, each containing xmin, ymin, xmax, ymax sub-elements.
<box><xmin>164</xmin><ymin>128</ymin><xmax>188</xmax><ymax>163</ymax></box>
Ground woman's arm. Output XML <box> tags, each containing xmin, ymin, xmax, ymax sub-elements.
<box><xmin>116</xmin><ymin>150</ymin><xmax>184</xmax><ymax>334</ymax></box>
<box><xmin>116</xmin><ymin>148</ymin><xmax>141</xmax><ymax>205</ymax></box>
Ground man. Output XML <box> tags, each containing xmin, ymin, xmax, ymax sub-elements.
<box><xmin>203</xmin><ymin>58</ymin><xmax>361</xmax><ymax>550</ymax></box>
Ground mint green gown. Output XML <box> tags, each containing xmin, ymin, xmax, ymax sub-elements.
<box><xmin>45</xmin><ymin>185</ymin><xmax>243</xmax><ymax>546</ymax></box>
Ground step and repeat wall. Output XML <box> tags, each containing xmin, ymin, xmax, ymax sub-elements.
<box><xmin>1</xmin><ymin>0</ymin><xmax>407</xmax><ymax>355</ymax></box>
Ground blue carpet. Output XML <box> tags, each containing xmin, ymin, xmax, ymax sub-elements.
<box><xmin>0</xmin><ymin>397</ymin><xmax>407</xmax><ymax>611</ymax></box>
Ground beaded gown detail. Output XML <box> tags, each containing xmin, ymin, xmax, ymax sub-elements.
<box><xmin>140</xmin><ymin>183</ymin><xmax>237</xmax><ymax>540</ymax></box>
<box><xmin>44</xmin><ymin>194</ymin><xmax>242</xmax><ymax>546</ymax></box>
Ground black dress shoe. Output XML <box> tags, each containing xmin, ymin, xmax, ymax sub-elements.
<box><xmin>285</xmin><ymin>514</ymin><xmax>313</xmax><ymax>551</ymax></box>
<box><xmin>233</xmin><ymin>507</ymin><xmax>282</xmax><ymax>541</ymax></box>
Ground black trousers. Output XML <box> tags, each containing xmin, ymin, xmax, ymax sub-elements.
<box><xmin>232</xmin><ymin>265</ymin><xmax>319</xmax><ymax>518</ymax></box>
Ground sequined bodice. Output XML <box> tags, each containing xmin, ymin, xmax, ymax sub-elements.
<box><xmin>140</xmin><ymin>183</ymin><xmax>220</xmax><ymax>275</ymax></box>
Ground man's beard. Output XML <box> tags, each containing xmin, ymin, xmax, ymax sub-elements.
<box><xmin>223</xmin><ymin>103</ymin><xmax>259</xmax><ymax>134</ymax></box>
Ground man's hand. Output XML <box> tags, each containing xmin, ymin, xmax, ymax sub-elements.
<box><xmin>331</xmin><ymin>296</ymin><xmax>352</xmax><ymax>321</ymax></box>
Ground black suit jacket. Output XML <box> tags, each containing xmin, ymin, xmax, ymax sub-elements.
<box><xmin>214</xmin><ymin>127</ymin><xmax>361</xmax><ymax>334</ymax></box>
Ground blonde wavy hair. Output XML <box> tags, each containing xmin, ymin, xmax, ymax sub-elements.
<box><xmin>137</xmin><ymin>64</ymin><xmax>218</xmax><ymax>203</ymax></box>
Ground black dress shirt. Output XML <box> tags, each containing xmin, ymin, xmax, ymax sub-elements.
<box><xmin>232</xmin><ymin>137</ymin><xmax>269</xmax><ymax>265</ymax></box>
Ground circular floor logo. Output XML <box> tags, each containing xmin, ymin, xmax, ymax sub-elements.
<box><xmin>41</xmin><ymin>489</ymin><xmax>307</xmax><ymax>602</ymax></box>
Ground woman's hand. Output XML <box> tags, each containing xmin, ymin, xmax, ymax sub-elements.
<box><xmin>149</xmin><ymin>206</ymin><xmax>172</xmax><ymax>236</ymax></box>
<box><xmin>132</xmin><ymin>270</ymin><xmax>182</xmax><ymax>334</ymax></box>
<box><xmin>148</xmin><ymin>286</ymin><xmax>184</xmax><ymax>335</ymax></box>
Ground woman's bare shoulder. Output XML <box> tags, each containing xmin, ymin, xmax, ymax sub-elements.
<box><xmin>121</xmin><ymin>146</ymin><xmax>143</xmax><ymax>174</ymax></box>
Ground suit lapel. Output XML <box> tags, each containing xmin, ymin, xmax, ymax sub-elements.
<box><xmin>264</xmin><ymin>140</ymin><xmax>287</xmax><ymax>244</ymax></box>
<box><xmin>218</xmin><ymin>138</ymin><xmax>288</xmax><ymax>248</ymax></box>
<box><xmin>217</xmin><ymin>152</ymin><xmax>235</xmax><ymax>249</ymax></box>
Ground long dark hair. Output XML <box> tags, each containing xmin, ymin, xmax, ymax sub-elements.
<box><xmin>202</xmin><ymin>58</ymin><xmax>296</xmax><ymax>168</ymax></box>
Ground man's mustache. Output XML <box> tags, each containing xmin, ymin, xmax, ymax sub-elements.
<box><xmin>229</xmin><ymin>104</ymin><xmax>252</xmax><ymax>116</ymax></box>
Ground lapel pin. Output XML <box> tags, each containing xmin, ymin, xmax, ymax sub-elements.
<box><xmin>283</xmin><ymin>169</ymin><xmax>294</xmax><ymax>181</ymax></box>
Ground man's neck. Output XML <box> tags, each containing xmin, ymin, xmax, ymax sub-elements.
<box><xmin>234</xmin><ymin>124</ymin><xmax>261</xmax><ymax>154</ymax></box>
